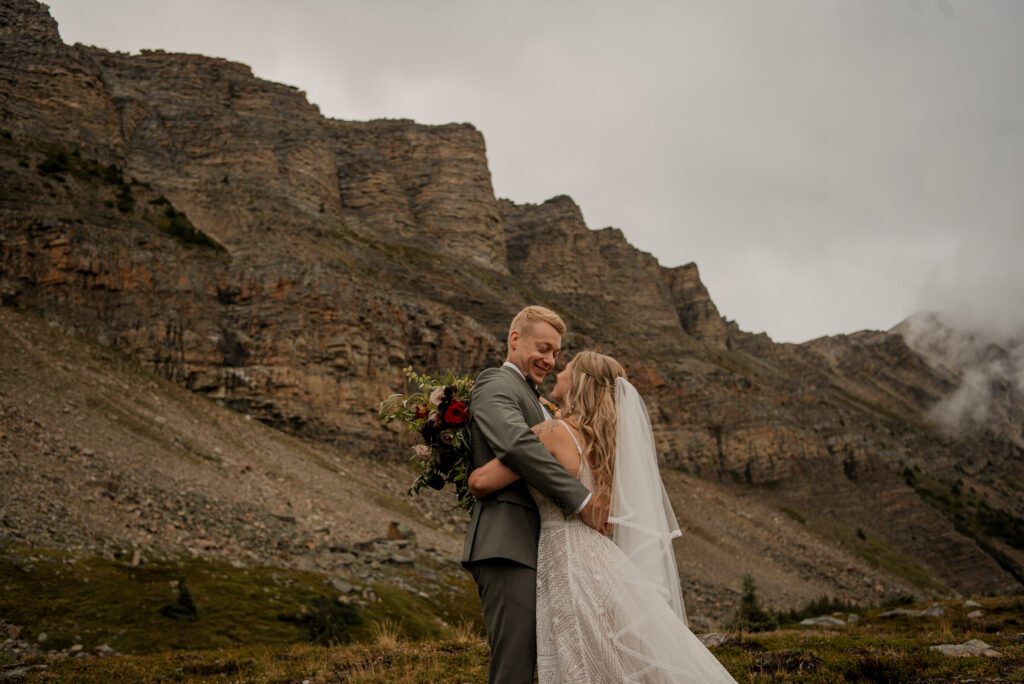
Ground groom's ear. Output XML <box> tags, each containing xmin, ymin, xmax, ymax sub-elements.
<box><xmin>508</xmin><ymin>329</ymin><xmax>521</xmax><ymax>351</ymax></box>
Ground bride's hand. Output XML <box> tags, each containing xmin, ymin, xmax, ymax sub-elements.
<box><xmin>468</xmin><ymin>458</ymin><xmax>520</xmax><ymax>498</ymax></box>
<box><xmin>580</xmin><ymin>491</ymin><xmax>613</xmax><ymax>536</ymax></box>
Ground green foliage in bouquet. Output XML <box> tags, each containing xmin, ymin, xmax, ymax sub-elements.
<box><xmin>378</xmin><ymin>368</ymin><xmax>476</xmax><ymax>513</ymax></box>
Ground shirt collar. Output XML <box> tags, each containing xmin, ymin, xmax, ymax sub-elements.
<box><xmin>502</xmin><ymin>361</ymin><xmax>525</xmax><ymax>379</ymax></box>
<box><xmin>504</xmin><ymin>361</ymin><xmax>541</xmax><ymax>397</ymax></box>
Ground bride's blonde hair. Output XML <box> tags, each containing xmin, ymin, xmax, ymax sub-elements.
<box><xmin>563</xmin><ymin>351</ymin><xmax>627</xmax><ymax>497</ymax></box>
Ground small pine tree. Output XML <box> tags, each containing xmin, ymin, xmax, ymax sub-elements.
<box><xmin>159</xmin><ymin>577</ymin><xmax>199</xmax><ymax>620</ymax></box>
<box><xmin>725</xmin><ymin>573</ymin><xmax>778</xmax><ymax>632</ymax></box>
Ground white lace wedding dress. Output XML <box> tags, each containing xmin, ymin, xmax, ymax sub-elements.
<box><xmin>532</xmin><ymin>421</ymin><xmax>737</xmax><ymax>683</ymax></box>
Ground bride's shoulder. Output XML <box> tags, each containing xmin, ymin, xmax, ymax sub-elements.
<box><xmin>532</xmin><ymin>419</ymin><xmax>572</xmax><ymax>448</ymax></box>
<box><xmin>531</xmin><ymin>418</ymin><xmax>563</xmax><ymax>435</ymax></box>
<box><xmin>533</xmin><ymin>420</ymin><xmax>581</xmax><ymax>466</ymax></box>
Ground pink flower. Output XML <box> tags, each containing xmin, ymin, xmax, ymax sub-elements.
<box><xmin>413</xmin><ymin>444</ymin><xmax>431</xmax><ymax>459</ymax></box>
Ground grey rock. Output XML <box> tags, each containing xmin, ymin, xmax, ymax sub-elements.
<box><xmin>0</xmin><ymin>665</ymin><xmax>47</xmax><ymax>680</ymax></box>
<box><xmin>967</xmin><ymin>610</ymin><xmax>984</xmax><ymax>619</ymax></box>
<box><xmin>697</xmin><ymin>633</ymin><xmax>734</xmax><ymax>648</ymax></box>
<box><xmin>962</xmin><ymin>599</ymin><xmax>982</xmax><ymax>607</ymax></box>
<box><xmin>800</xmin><ymin>616</ymin><xmax>846</xmax><ymax>626</ymax></box>
<box><xmin>924</xmin><ymin>604</ymin><xmax>945</xmax><ymax>617</ymax></box>
<box><xmin>332</xmin><ymin>552</ymin><xmax>358</xmax><ymax>565</ymax></box>
<box><xmin>331</xmin><ymin>578</ymin><xmax>354</xmax><ymax>594</ymax></box>
<box><xmin>1</xmin><ymin>667</ymin><xmax>31</xmax><ymax>681</ymax></box>
<box><xmin>36</xmin><ymin>632</ymin><xmax>47</xmax><ymax>642</ymax></box>
<box><xmin>929</xmin><ymin>639</ymin><xmax>1001</xmax><ymax>658</ymax></box>
<box><xmin>846</xmin><ymin>613</ymin><xmax>860</xmax><ymax>623</ymax></box>
<box><xmin>94</xmin><ymin>643</ymin><xmax>115</xmax><ymax>657</ymax></box>
<box><xmin>387</xmin><ymin>551</ymin><xmax>415</xmax><ymax>565</ymax></box>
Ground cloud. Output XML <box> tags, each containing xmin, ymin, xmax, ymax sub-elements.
<box><xmin>44</xmin><ymin>0</ymin><xmax>1024</xmax><ymax>343</ymax></box>
<box><xmin>898</xmin><ymin>311</ymin><xmax>1024</xmax><ymax>443</ymax></box>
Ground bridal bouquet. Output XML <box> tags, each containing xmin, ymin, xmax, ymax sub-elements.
<box><xmin>377</xmin><ymin>368</ymin><xmax>476</xmax><ymax>512</ymax></box>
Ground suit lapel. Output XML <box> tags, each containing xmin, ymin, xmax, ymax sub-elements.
<box><xmin>502</xmin><ymin>365</ymin><xmax>544</xmax><ymax>426</ymax></box>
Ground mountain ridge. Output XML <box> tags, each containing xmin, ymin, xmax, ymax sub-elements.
<box><xmin>2</xmin><ymin>0</ymin><xmax>1023</xmax><ymax>610</ymax></box>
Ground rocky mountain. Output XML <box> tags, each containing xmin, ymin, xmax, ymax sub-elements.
<box><xmin>2</xmin><ymin>0</ymin><xmax>1023</xmax><ymax>618</ymax></box>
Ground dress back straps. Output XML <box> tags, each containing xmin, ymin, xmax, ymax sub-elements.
<box><xmin>557</xmin><ymin>419</ymin><xmax>584</xmax><ymax>456</ymax></box>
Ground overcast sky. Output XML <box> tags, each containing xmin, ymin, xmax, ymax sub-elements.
<box><xmin>44</xmin><ymin>0</ymin><xmax>1024</xmax><ymax>343</ymax></box>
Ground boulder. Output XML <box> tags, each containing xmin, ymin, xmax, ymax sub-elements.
<box><xmin>929</xmin><ymin>639</ymin><xmax>1001</xmax><ymax>658</ymax></box>
<box><xmin>330</xmin><ymin>578</ymin><xmax>355</xmax><ymax>594</ymax></box>
<box><xmin>799</xmin><ymin>616</ymin><xmax>846</xmax><ymax>626</ymax></box>
<box><xmin>387</xmin><ymin>551</ymin><xmax>415</xmax><ymax>565</ymax></box>
<box><xmin>698</xmin><ymin>633</ymin><xmax>735</xmax><ymax>648</ymax></box>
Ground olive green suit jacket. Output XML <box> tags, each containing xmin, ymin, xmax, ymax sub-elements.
<box><xmin>461</xmin><ymin>365</ymin><xmax>591</xmax><ymax>569</ymax></box>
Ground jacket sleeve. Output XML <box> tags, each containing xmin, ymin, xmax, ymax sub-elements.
<box><xmin>471</xmin><ymin>368</ymin><xmax>590</xmax><ymax>515</ymax></box>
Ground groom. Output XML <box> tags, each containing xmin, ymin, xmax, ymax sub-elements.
<box><xmin>463</xmin><ymin>305</ymin><xmax>610</xmax><ymax>684</ymax></box>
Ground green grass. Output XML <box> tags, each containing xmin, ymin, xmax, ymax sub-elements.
<box><xmin>778</xmin><ymin>506</ymin><xmax>806</xmax><ymax>524</ymax></box>
<box><xmin>323</xmin><ymin>224</ymin><xmax>439</xmax><ymax>269</ymax></box>
<box><xmin>905</xmin><ymin>470</ymin><xmax>1024</xmax><ymax>586</ymax></box>
<box><xmin>0</xmin><ymin>541</ymin><xmax>481</xmax><ymax>658</ymax></box>
<box><xmin>5</xmin><ymin>135</ymin><xmax>229</xmax><ymax>256</ymax></box>
<box><xmin>0</xmin><ymin>544</ymin><xmax>326</xmax><ymax>654</ymax></box>
<box><xmin>148</xmin><ymin>207</ymin><xmax>226</xmax><ymax>252</ymax></box>
<box><xmin>9</xmin><ymin>638</ymin><xmax>492</xmax><ymax>683</ymax></box>
<box><xmin>837</xmin><ymin>525</ymin><xmax>949</xmax><ymax>596</ymax></box>
<box><xmin>7</xmin><ymin>596</ymin><xmax>1024</xmax><ymax>682</ymax></box>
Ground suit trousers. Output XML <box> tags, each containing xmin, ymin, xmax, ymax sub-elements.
<box><xmin>468</xmin><ymin>559</ymin><xmax>537</xmax><ymax>684</ymax></box>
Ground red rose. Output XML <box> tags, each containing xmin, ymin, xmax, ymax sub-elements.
<box><xmin>443</xmin><ymin>400</ymin><xmax>468</xmax><ymax>425</ymax></box>
<box><xmin>414</xmin><ymin>404</ymin><xmax>429</xmax><ymax>419</ymax></box>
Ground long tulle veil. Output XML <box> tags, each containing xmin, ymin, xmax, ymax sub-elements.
<box><xmin>609</xmin><ymin>377</ymin><xmax>687</xmax><ymax>626</ymax></box>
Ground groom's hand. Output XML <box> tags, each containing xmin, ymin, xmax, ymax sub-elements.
<box><xmin>580</xmin><ymin>491</ymin><xmax>612</xmax><ymax>536</ymax></box>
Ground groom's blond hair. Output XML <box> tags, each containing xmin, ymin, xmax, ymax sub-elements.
<box><xmin>509</xmin><ymin>306</ymin><xmax>566</xmax><ymax>338</ymax></box>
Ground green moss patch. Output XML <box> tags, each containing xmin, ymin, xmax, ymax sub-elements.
<box><xmin>148</xmin><ymin>206</ymin><xmax>226</xmax><ymax>252</ymax></box>
<box><xmin>905</xmin><ymin>470</ymin><xmax>1024</xmax><ymax>585</ymax></box>
<box><xmin>9</xmin><ymin>597</ymin><xmax>1024</xmax><ymax>682</ymax></box>
<box><xmin>0</xmin><ymin>542</ymin><xmax>479</xmax><ymax>657</ymax></box>
<box><xmin>842</xmin><ymin>526</ymin><xmax>949</xmax><ymax>595</ymax></box>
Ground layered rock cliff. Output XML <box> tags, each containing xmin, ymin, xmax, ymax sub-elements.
<box><xmin>2</xmin><ymin>0</ymin><xmax>1023</xmax><ymax>602</ymax></box>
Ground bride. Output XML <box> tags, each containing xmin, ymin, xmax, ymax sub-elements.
<box><xmin>469</xmin><ymin>351</ymin><xmax>737</xmax><ymax>683</ymax></box>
